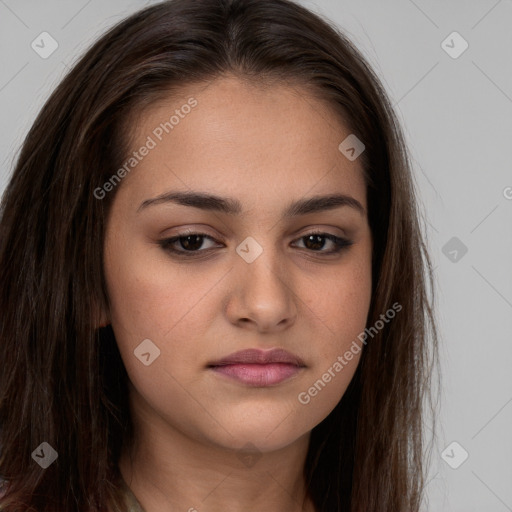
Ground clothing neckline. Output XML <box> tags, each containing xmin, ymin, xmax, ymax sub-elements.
<box><xmin>119</xmin><ymin>476</ymin><xmax>146</xmax><ymax>512</ymax></box>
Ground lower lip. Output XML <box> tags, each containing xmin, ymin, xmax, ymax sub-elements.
<box><xmin>210</xmin><ymin>363</ymin><xmax>302</xmax><ymax>386</ymax></box>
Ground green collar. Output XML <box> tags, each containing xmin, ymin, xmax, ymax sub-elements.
<box><xmin>120</xmin><ymin>477</ymin><xmax>146</xmax><ymax>512</ymax></box>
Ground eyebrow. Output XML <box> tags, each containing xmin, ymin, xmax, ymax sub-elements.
<box><xmin>137</xmin><ymin>190</ymin><xmax>365</xmax><ymax>217</ymax></box>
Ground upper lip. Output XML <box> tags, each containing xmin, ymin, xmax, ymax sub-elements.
<box><xmin>208</xmin><ymin>348</ymin><xmax>306</xmax><ymax>367</ymax></box>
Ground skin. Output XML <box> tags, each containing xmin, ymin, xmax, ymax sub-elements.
<box><xmin>101</xmin><ymin>75</ymin><xmax>373</xmax><ymax>512</ymax></box>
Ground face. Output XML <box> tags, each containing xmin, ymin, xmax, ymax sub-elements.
<box><xmin>102</xmin><ymin>76</ymin><xmax>373</xmax><ymax>454</ymax></box>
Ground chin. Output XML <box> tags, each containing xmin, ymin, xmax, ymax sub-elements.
<box><xmin>202</xmin><ymin>416</ymin><xmax>311</xmax><ymax>454</ymax></box>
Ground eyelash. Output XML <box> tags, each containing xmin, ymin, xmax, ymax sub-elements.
<box><xmin>158</xmin><ymin>230</ymin><xmax>353</xmax><ymax>258</ymax></box>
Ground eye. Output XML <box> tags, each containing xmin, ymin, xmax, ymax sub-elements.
<box><xmin>158</xmin><ymin>232</ymin><xmax>220</xmax><ymax>255</ymax></box>
<box><xmin>158</xmin><ymin>230</ymin><xmax>353</xmax><ymax>257</ymax></box>
<box><xmin>292</xmin><ymin>231</ymin><xmax>353</xmax><ymax>254</ymax></box>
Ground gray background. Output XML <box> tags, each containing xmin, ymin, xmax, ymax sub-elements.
<box><xmin>1</xmin><ymin>0</ymin><xmax>511</xmax><ymax>510</ymax></box>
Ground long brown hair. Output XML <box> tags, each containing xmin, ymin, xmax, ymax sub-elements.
<box><xmin>0</xmin><ymin>0</ymin><xmax>439</xmax><ymax>510</ymax></box>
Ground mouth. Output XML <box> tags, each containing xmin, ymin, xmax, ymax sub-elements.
<box><xmin>207</xmin><ymin>348</ymin><xmax>306</xmax><ymax>387</ymax></box>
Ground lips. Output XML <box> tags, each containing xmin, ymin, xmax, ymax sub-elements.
<box><xmin>208</xmin><ymin>348</ymin><xmax>306</xmax><ymax>387</ymax></box>
<box><xmin>208</xmin><ymin>348</ymin><xmax>306</xmax><ymax>367</ymax></box>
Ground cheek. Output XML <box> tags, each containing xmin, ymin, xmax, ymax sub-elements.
<box><xmin>103</xmin><ymin>246</ymin><xmax>210</xmax><ymax>407</ymax></box>
<box><xmin>105</xmin><ymin>258</ymin><xmax>171</xmax><ymax>340</ymax></box>
<box><xmin>297</xmin><ymin>251</ymin><xmax>371</xmax><ymax>408</ymax></box>
<box><xmin>294</xmin><ymin>283</ymin><xmax>369</xmax><ymax>428</ymax></box>
<box><xmin>305</xmin><ymin>254</ymin><xmax>372</xmax><ymax>352</ymax></box>
<box><xmin>103</xmin><ymin>237</ymin><xmax>225</xmax><ymax>391</ymax></box>
<box><xmin>104</xmin><ymin>231</ymin><xmax>206</xmax><ymax>338</ymax></box>
<box><xmin>306</xmin><ymin>279</ymin><xmax>370</xmax><ymax>339</ymax></box>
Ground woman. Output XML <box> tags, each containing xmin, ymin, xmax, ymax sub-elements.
<box><xmin>0</xmin><ymin>0</ymin><xmax>439</xmax><ymax>510</ymax></box>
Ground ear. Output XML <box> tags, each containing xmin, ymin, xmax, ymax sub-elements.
<box><xmin>98</xmin><ymin>313</ymin><xmax>110</xmax><ymax>328</ymax></box>
<box><xmin>93</xmin><ymin>299</ymin><xmax>111</xmax><ymax>329</ymax></box>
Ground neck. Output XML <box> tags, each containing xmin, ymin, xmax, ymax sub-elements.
<box><xmin>118</xmin><ymin>389</ymin><xmax>316</xmax><ymax>512</ymax></box>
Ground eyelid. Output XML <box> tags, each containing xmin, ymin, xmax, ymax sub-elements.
<box><xmin>157</xmin><ymin>229</ymin><xmax>353</xmax><ymax>258</ymax></box>
<box><xmin>160</xmin><ymin>224</ymin><xmax>348</xmax><ymax>241</ymax></box>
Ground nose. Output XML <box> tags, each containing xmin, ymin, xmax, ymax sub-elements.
<box><xmin>225</xmin><ymin>243</ymin><xmax>298</xmax><ymax>333</ymax></box>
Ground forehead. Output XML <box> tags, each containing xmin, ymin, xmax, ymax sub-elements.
<box><xmin>119</xmin><ymin>75</ymin><xmax>367</xmax><ymax>214</ymax></box>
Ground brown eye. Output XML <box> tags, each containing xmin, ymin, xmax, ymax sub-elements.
<box><xmin>293</xmin><ymin>232</ymin><xmax>353</xmax><ymax>254</ymax></box>
<box><xmin>159</xmin><ymin>233</ymin><xmax>219</xmax><ymax>254</ymax></box>
<box><xmin>159</xmin><ymin>230</ymin><xmax>353</xmax><ymax>259</ymax></box>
